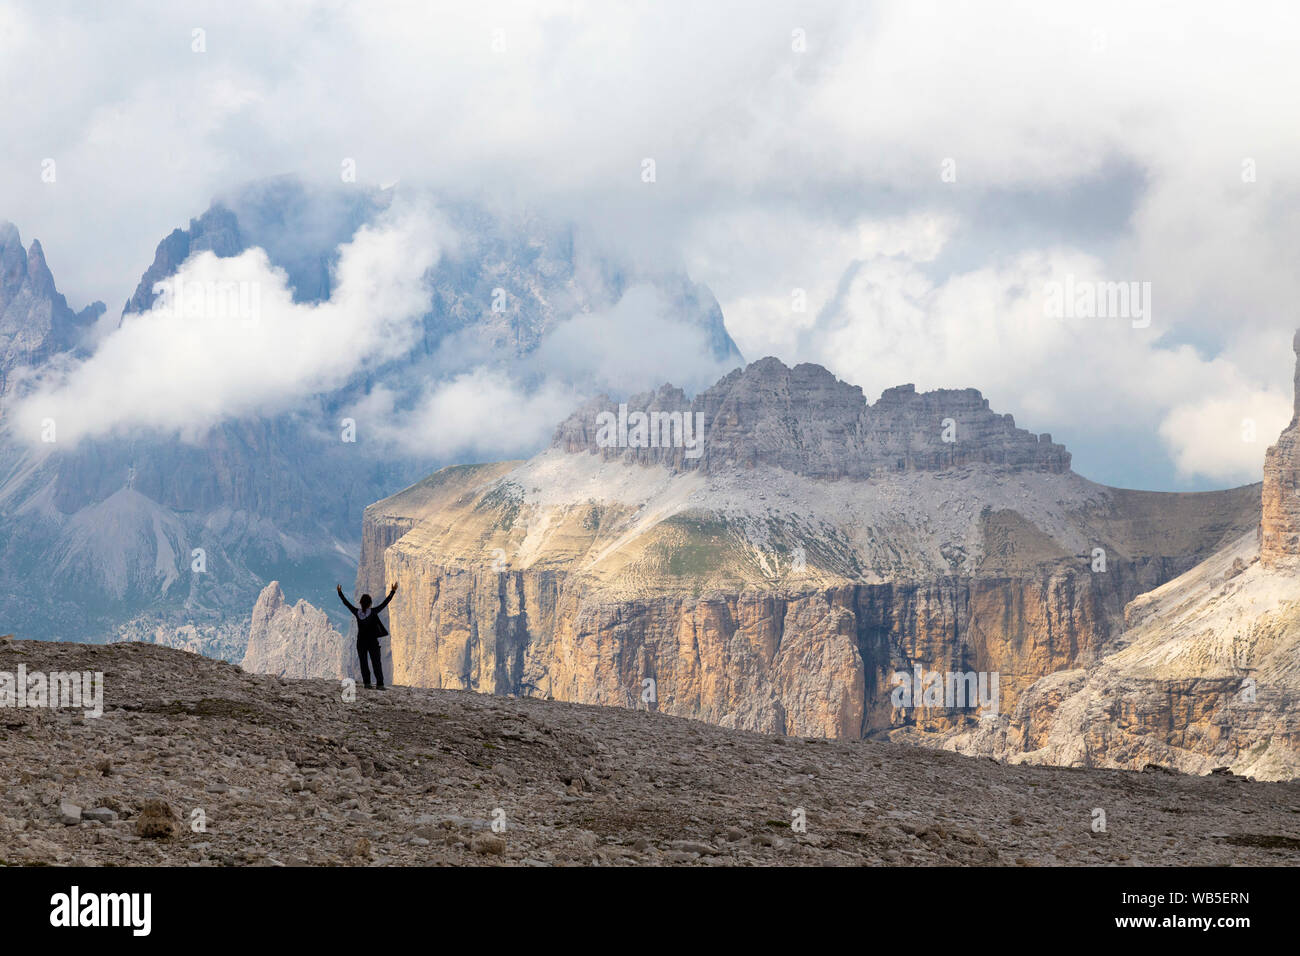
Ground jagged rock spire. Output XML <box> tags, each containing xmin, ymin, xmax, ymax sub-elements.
<box><xmin>1261</xmin><ymin>329</ymin><xmax>1300</xmax><ymax>566</ymax></box>
<box><xmin>0</xmin><ymin>222</ymin><xmax>105</xmax><ymax>396</ymax></box>
<box><xmin>1292</xmin><ymin>330</ymin><xmax>1300</xmax><ymax>422</ymax></box>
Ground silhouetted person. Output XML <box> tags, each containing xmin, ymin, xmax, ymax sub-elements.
<box><xmin>337</xmin><ymin>582</ymin><xmax>397</xmax><ymax>690</ymax></box>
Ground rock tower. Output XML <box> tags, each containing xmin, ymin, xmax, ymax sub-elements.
<box><xmin>1260</xmin><ymin>329</ymin><xmax>1300</xmax><ymax>567</ymax></box>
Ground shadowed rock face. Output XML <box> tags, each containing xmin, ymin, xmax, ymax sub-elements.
<box><xmin>332</xmin><ymin>357</ymin><xmax>1264</xmax><ymax>770</ymax></box>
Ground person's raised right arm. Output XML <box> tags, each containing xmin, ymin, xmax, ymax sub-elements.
<box><xmin>336</xmin><ymin>584</ymin><xmax>357</xmax><ymax>614</ymax></box>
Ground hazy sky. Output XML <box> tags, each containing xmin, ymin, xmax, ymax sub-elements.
<box><xmin>4</xmin><ymin>0</ymin><xmax>1299</xmax><ymax>489</ymax></box>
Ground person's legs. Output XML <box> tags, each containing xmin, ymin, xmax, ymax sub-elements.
<box><xmin>367</xmin><ymin>641</ymin><xmax>385</xmax><ymax>689</ymax></box>
<box><xmin>357</xmin><ymin>641</ymin><xmax>373</xmax><ymax>688</ymax></box>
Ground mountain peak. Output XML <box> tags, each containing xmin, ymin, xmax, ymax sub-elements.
<box><xmin>25</xmin><ymin>239</ymin><xmax>55</xmax><ymax>296</ymax></box>
<box><xmin>552</xmin><ymin>357</ymin><xmax>1069</xmax><ymax>478</ymax></box>
<box><xmin>123</xmin><ymin>204</ymin><xmax>244</xmax><ymax>316</ymax></box>
<box><xmin>0</xmin><ymin>224</ymin><xmax>101</xmax><ymax>395</ymax></box>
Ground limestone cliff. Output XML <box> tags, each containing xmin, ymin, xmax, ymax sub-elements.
<box><xmin>1260</xmin><ymin>330</ymin><xmax>1300</xmax><ymax>567</ymax></box>
<box><xmin>947</xmin><ymin>528</ymin><xmax>1300</xmax><ymax>779</ymax></box>
<box><xmin>946</xmin><ymin>330</ymin><xmax>1300</xmax><ymax>780</ymax></box>
<box><xmin>345</xmin><ymin>462</ymin><xmax>520</xmax><ymax>684</ymax></box>
<box><xmin>349</xmin><ymin>358</ymin><xmax>1261</xmax><ymax>758</ymax></box>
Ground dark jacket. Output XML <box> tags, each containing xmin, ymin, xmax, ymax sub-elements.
<box><xmin>338</xmin><ymin>590</ymin><xmax>393</xmax><ymax>642</ymax></box>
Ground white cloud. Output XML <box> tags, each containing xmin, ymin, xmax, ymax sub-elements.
<box><xmin>10</xmin><ymin>203</ymin><xmax>449</xmax><ymax>445</ymax></box>
<box><xmin>789</xmin><ymin>240</ymin><xmax>1296</xmax><ymax>485</ymax></box>
<box><xmin>534</xmin><ymin>284</ymin><xmax>738</xmax><ymax>396</ymax></box>
<box><xmin>1160</xmin><ymin>393</ymin><xmax>1292</xmax><ymax>483</ymax></box>
<box><xmin>339</xmin><ymin>283</ymin><xmax>742</xmax><ymax>462</ymax></box>
<box><xmin>347</xmin><ymin>371</ymin><xmax>579</xmax><ymax>461</ymax></box>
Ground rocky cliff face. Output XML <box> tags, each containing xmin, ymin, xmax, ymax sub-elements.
<box><xmin>347</xmin><ymin>358</ymin><xmax>1262</xmax><ymax>766</ymax></box>
<box><xmin>553</xmin><ymin>360</ymin><xmax>1069</xmax><ymax>477</ymax></box>
<box><xmin>944</xmin><ymin>331</ymin><xmax>1300</xmax><ymax>780</ymax></box>
<box><xmin>947</xmin><ymin>528</ymin><xmax>1300</xmax><ymax>780</ymax></box>
<box><xmin>0</xmin><ymin>222</ymin><xmax>104</xmax><ymax>396</ymax></box>
<box><xmin>1260</xmin><ymin>330</ymin><xmax>1300</xmax><ymax>568</ymax></box>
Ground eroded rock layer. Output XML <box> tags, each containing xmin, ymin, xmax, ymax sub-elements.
<box><xmin>948</xmin><ymin>530</ymin><xmax>1300</xmax><ymax>779</ymax></box>
<box><xmin>553</xmin><ymin>360</ymin><xmax>1070</xmax><ymax>477</ymax></box>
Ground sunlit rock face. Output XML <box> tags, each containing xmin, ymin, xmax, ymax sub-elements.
<box><xmin>950</xmin><ymin>525</ymin><xmax>1300</xmax><ymax>781</ymax></box>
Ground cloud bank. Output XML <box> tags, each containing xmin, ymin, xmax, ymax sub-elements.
<box><xmin>10</xmin><ymin>204</ymin><xmax>448</xmax><ymax>445</ymax></box>
<box><xmin>5</xmin><ymin>0</ymin><xmax>1300</xmax><ymax>486</ymax></box>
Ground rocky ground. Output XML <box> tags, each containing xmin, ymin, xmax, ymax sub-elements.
<box><xmin>2</xmin><ymin>640</ymin><xmax>1298</xmax><ymax>866</ymax></box>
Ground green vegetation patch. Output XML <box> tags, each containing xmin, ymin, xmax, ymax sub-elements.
<box><xmin>657</xmin><ymin>514</ymin><xmax>741</xmax><ymax>578</ymax></box>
